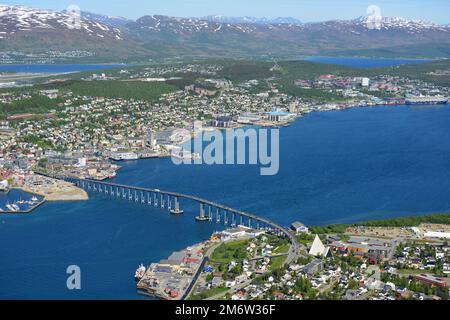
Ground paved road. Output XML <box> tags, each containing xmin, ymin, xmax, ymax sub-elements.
<box><xmin>182</xmin><ymin>242</ymin><xmax>222</xmax><ymax>300</ymax></box>
<box><xmin>181</xmin><ymin>257</ymin><xmax>209</xmax><ymax>300</ymax></box>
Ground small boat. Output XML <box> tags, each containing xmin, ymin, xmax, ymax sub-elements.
<box><xmin>134</xmin><ymin>264</ymin><xmax>146</xmax><ymax>281</ymax></box>
<box><xmin>31</xmin><ymin>196</ymin><xmax>38</xmax><ymax>202</ymax></box>
<box><xmin>6</xmin><ymin>203</ymin><xmax>19</xmax><ymax>212</ymax></box>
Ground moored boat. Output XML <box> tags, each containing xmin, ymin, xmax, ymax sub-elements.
<box><xmin>135</xmin><ymin>264</ymin><xmax>146</xmax><ymax>281</ymax></box>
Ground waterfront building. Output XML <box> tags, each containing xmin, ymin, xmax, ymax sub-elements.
<box><xmin>145</xmin><ymin>129</ymin><xmax>157</xmax><ymax>149</ymax></box>
<box><xmin>265</xmin><ymin>110</ymin><xmax>294</xmax><ymax>122</ymax></box>
<box><xmin>236</xmin><ymin>112</ymin><xmax>261</xmax><ymax>124</ymax></box>
<box><xmin>290</xmin><ymin>221</ymin><xmax>309</xmax><ymax>233</ymax></box>
<box><xmin>219</xmin><ymin>226</ymin><xmax>265</xmax><ymax>240</ymax></box>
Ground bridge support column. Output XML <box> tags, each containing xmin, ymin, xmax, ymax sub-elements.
<box><xmin>195</xmin><ymin>203</ymin><xmax>208</xmax><ymax>221</ymax></box>
<box><xmin>170</xmin><ymin>196</ymin><xmax>183</xmax><ymax>214</ymax></box>
<box><xmin>224</xmin><ymin>211</ymin><xmax>228</xmax><ymax>225</ymax></box>
<box><xmin>154</xmin><ymin>193</ymin><xmax>158</xmax><ymax>207</ymax></box>
<box><xmin>216</xmin><ymin>208</ymin><xmax>221</xmax><ymax>224</ymax></box>
<box><xmin>147</xmin><ymin>192</ymin><xmax>151</xmax><ymax>205</ymax></box>
<box><xmin>161</xmin><ymin>194</ymin><xmax>165</xmax><ymax>208</ymax></box>
<box><xmin>167</xmin><ymin>195</ymin><xmax>171</xmax><ymax>211</ymax></box>
<box><xmin>208</xmin><ymin>208</ymin><xmax>215</xmax><ymax>221</ymax></box>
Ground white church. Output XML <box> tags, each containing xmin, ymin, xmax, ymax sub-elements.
<box><xmin>308</xmin><ymin>234</ymin><xmax>331</xmax><ymax>257</ymax></box>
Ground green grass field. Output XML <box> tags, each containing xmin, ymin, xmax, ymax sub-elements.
<box><xmin>188</xmin><ymin>286</ymin><xmax>228</xmax><ymax>300</ymax></box>
<box><xmin>273</xmin><ymin>243</ymin><xmax>290</xmax><ymax>254</ymax></box>
<box><xmin>210</xmin><ymin>240</ymin><xmax>249</xmax><ymax>264</ymax></box>
<box><xmin>270</xmin><ymin>256</ymin><xmax>287</xmax><ymax>271</ymax></box>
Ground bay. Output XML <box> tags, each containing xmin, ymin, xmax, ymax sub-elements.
<box><xmin>1</xmin><ymin>104</ymin><xmax>450</xmax><ymax>299</ymax></box>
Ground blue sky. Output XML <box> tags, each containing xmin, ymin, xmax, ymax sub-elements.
<box><xmin>2</xmin><ymin>0</ymin><xmax>449</xmax><ymax>23</ymax></box>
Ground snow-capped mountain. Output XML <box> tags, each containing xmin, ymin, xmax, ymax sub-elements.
<box><xmin>0</xmin><ymin>5</ymin><xmax>448</xmax><ymax>61</ymax></box>
<box><xmin>128</xmin><ymin>14</ymin><xmax>449</xmax><ymax>36</ymax></box>
<box><xmin>78</xmin><ymin>11</ymin><xmax>131</xmax><ymax>28</ymax></box>
<box><xmin>0</xmin><ymin>5</ymin><xmax>123</xmax><ymax>39</ymax></box>
<box><xmin>129</xmin><ymin>14</ymin><xmax>305</xmax><ymax>35</ymax></box>
<box><xmin>313</xmin><ymin>16</ymin><xmax>450</xmax><ymax>34</ymax></box>
<box><xmin>200</xmin><ymin>15</ymin><xmax>302</xmax><ymax>25</ymax></box>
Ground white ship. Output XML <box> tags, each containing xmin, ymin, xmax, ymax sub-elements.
<box><xmin>135</xmin><ymin>264</ymin><xmax>146</xmax><ymax>281</ymax></box>
<box><xmin>110</xmin><ymin>152</ymin><xmax>139</xmax><ymax>161</ymax></box>
<box><xmin>171</xmin><ymin>149</ymin><xmax>201</xmax><ymax>160</ymax></box>
<box><xmin>406</xmin><ymin>96</ymin><xmax>448</xmax><ymax>105</ymax></box>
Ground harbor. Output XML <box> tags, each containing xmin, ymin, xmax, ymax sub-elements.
<box><xmin>0</xmin><ymin>189</ymin><xmax>45</xmax><ymax>214</ymax></box>
<box><xmin>135</xmin><ymin>225</ymin><xmax>290</xmax><ymax>300</ymax></box>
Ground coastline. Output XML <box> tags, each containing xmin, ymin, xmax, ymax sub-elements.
<box><xmin>308</xmin><ymin>213</ymin><xmax>450</xmax><ymax>232</ymax></box>
<box><xmin>17</xmin><ymin>185</ymin><xmax>88</xmax><ymax>202</ymax></box>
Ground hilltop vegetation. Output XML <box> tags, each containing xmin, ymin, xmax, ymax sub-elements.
<box><xmin>52</xmin><ymin>80</ymin><xmax>178</xmax><ymax>101</ymax></box>
<box><xmin>310</xmin><ymin>213</ymin><xmax>450</xmax><ymax>234</ymax></box>
<box><xmin>0</xmin><ymin>95</ymin><xmax>66</xmax><ymax>119</ymax></box>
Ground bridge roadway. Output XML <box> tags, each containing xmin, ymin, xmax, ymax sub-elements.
<box><xmin>37</xmin><ymin>172</ymin><xmax>302</xmax><ymax>265</ymax></box>
<box><xmin>74</xmin><ymin>179</ymin><xmax>294</xmax><ymax>234</ymax></box>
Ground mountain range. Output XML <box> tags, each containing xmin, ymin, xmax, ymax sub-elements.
<box><xmin>0</xmin><ymin>5</ymin><xmax>449</xmax><ymax>62</ymax></box>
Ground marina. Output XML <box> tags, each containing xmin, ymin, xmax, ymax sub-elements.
<box><xmin>0</xmin><ymin>189</ymin><xmax>45</xmax><ymax>214</ymax></box>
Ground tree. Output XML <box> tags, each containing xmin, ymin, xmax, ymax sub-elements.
<box><xmin>206</xmin><ymin>273</ymin><xmax>214</xmax><ymax>282</ymax></box>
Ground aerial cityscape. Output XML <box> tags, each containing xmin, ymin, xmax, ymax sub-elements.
<box><xmin>0</xmin><ymin>0</ymin><xmax>449</xmax><ymax>307</ymax></box>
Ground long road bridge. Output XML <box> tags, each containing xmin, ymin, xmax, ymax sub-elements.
<box><xmin>36</xmin><ymin>172</ymin><xmax>301</xmax><ymax>264</ymax></box>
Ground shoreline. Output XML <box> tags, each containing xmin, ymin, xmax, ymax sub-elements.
<box><xmin>0</xmin><ymin>184</ymin><xmax>89</xmax><ymax>214</ymax></box>
<box><xmin>308</xmin><ymin>213</ymin><xmax>450</xmax><ymax>231</ymax></box>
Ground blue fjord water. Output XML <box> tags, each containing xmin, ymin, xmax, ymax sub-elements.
<box><xmin>1</xmin><ymin>104</ymin><xmax>450</xmax><ymax>299</ymax></box>
<box><xmin>303</xmin><ymin>56</ymin><xmax>432</xmax><ymax>68</ymax></box>
<box><xmin>0</xmin><ymin>64</ymin><xmax>124</xmax><ymax>74</ymax></box>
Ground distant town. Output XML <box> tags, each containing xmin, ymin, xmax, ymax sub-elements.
<box><xmin>1</xmin><ymin>60</ymin><xmax>449</xmax><ymax>212</ymax></box>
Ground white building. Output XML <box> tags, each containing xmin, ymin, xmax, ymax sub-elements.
<box><xmin>361</xmin><ymin>77</ymin><xmax>370</xmax><ymax>87</ymax></box>
<box><xmin>309</xmin><ymin>235</ymin><xmax>331</xmax><ymax>257</ymax></box>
